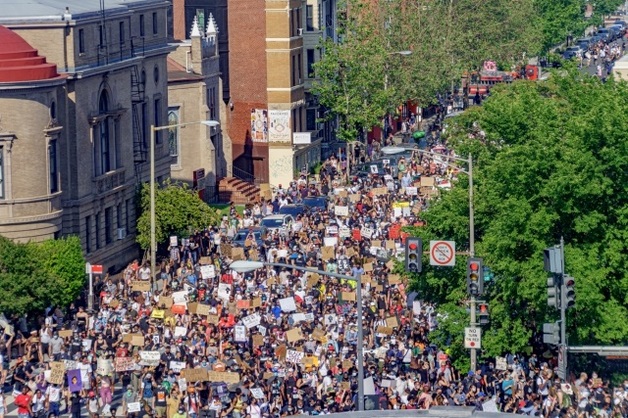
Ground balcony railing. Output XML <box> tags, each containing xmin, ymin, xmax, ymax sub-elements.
<box><xmin>94</xmin><ymin>169</ymin><xmax>126</xmax><ymax>194</ymax></box>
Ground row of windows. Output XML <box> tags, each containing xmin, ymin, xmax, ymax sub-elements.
<box><xmin>84</xmin><ymin>200</ymin><xmax>133</xmax><ymax>253</ymax></box>
<box><xmin>77</xmin><ymin>12</ymin><xmax>160</xmax><ymax>54</ymax></box>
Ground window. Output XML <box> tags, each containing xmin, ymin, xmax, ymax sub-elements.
<box><xmin>306</xmin><ymin>5</ymin><xmax>314</xmax><ymax>31</ymax></box>
<box><xmin>119</xmin><ymin>21</ymin><xmax>125</xmax><ymax>47</ymax></box>
<box><xmin>292</xmin><ymin>109</ymin><xmax>297</xmax><ymax>133</ymax></box>
<box><xmin>0</xmin><ymin>146</ymin><xmax>4</xmax><ymax>199</ymax></box>
<box><xmin>85</xmin><ymin>216</ymin><xmax>91</xmax><ymax>253</ymax></box>
<box><xmin>49</xmin><ymin>139</ymin><xmax>58</xmax><ymax>193</ymax></box>
<box><xmin>196</xmin><ymin>9</ymin><xmax>206</xmax><ymax>32</ymax></box>
<box><xmin>97</xmin><ymin>91</ymin><xmax>112</xmax><ymax>175</ymax></box>
<box><xmin>168</xmin><ymin>108</ymin><xmax>180</xmax><ymax>167</ymax></box>
<box><xmin>152</xmin><ymin>12</ymin><xmax>158</xmax><ymax>35</ymax></box>
<box><xmin>292</xmin><ymin>55</ymin><xmax>296</xmax><ymax>86</ymax></box>
<box><xmin>99</xmin><ymin>25</ymin><xmax>104</xmax><ymax>48</ymax></box>
<box><xmin>208</xmin><ymin>87</ymin><xmax>216</xmax><ymax>120</ymax></box>
<box><xmin>307</xmin><ymin>49</ymin><xmax>315</xmax><ymax>77</ymax></box>
<box><xmin>78</xmin><ymin>28</ymin><xmax>85</xmax><ymax>54</ymax></box>
<box><xmin>125</xmin><ymin>198</ymin><xmax>132</xmax><ymax>233</ymax></box>
<box><xmin>298</xmin><ymin>53</ymin><xmax>302</xmax><ymax>83</ymax></box>
<box><xmin>154</xmin><ymin>97</ymin><xmax>162</xmax><ymax>144</ymax></box>
<box><xmin>105</xmin><ymin>207</ymin><xmax>113</xmax><ymax>244</ymax></box>
<box><xmin>95</xmin><ymin>212</ymin><xmax>101</xmax><ymax>249</ymax></box>
<box><xmin>296</xmin><ymin>7</ymin><xmax>301</xmax><ymax>32</ymax></box>
<box><xmin>306</xmin><ymin>108</ymin><xmax>317</xmax><ymax>131</ymax></box>
<box><xmin>140</xmin><ymin>14</ymin><xmax>145</xmax><ymax>37</ymax></box>
<box><xmin>117</xmin><ymin>203</ymin><xmax>123</xmax><ymax>233</ymax></box>
<box><xmin>142</xmin><ymin>102</ymin><xmax>148</xmax><ymax>150</ymax></box>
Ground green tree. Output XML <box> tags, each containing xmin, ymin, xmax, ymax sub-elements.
<box><xmin>136</xmin><ymin>180</ymin><xmax>221</xmax><ymax>250</ymax></box>
<box><xmin>0</xmin><ymin>235</ymin><xmax>86</xmax><ymax>315</ymax></box>
<box><xmin>406</xmin><ymin>69</ymin><xmax>628</xmax><ymax>358</ymax></box>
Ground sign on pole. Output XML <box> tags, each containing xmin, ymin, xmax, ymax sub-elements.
<box><xmin>430</xmin><ymin>241</ymin><xmax>456</xmax><ymax>266</ymax></box>
<box><xmin>557</xmin><ymin>345</ymin><xmax>566</xmax><ymax>380</ymax></box>
<box><xmin>464</xmin><ymin>327</ymin><xmax>482</xmax><ymax>349</ymax></box>
<box><xmin>91</xmin><ymin>265</ymin><xmax>104</xmax><ymax>275</ymax></box>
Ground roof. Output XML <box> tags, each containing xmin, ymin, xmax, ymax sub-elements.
<box><xmin>167</xmin><ymin>56</ymin><xmax>203</xmax><ymax>83</ymax></box>
<box><xmin>0</xmin><ymin>0</ymin><xmax>167</xmax><ymax>24</ymax></box>
<box><xmin>0</xmin><ymin>25</ymin><xmax>59</xmax><ymax>83</ymax></box>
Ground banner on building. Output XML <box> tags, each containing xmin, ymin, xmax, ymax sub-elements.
<box><xmin>268</xmin><ymin>110</ymin><xmax>291</xmax><ymax>142</ymax></box>
<box><xmin>250</xmin><ymin>109</ymin><xmax>268</xmax><ymax>143</ymax></box>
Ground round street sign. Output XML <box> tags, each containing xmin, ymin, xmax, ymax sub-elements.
<box><xmin>430</xmin><ymin>240</ymin><xmax>456</xmax><ymax>266</ymax></box>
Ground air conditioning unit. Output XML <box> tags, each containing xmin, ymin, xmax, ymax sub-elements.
<box><xmin>117</xmin><ymin>228</ymin><xmax>127</xmax><ymax>240</ymax></box>
<box><xmin>297</xmin><ymin>28</ymin><xmax>304</xmax><ymax>36</ymax></box>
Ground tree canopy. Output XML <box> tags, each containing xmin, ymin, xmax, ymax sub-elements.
<box><xmin>0</xmin><ymin>236</ymin><xmax>86</xmax><ymax>315</ymax></box>
<box><xmin>405</xmin><ymin>69</ymin><xmax>628</xmax><ymax>369</ymax></box>
<box><xmin>136</xmin><ymin>180</ymin><xmax>221</xmax><ymax>250</ymax></box>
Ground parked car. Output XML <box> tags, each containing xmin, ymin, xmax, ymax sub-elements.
<box><xmin>613</xmin><ymin>19</ymin><xmax>627</xmax><ymax>30</ymax></box>
<box><xmin>595</xmin><ymin>28</ymin><xmax>613</xmax><ymax>42</ymax></box>
<box><xmin>562</xmin><ymin>46</ymin><xmax>583</xmax><ymax>60</ymax></box>
<box><xmin>232</xmin><ymin>227</ymin><xmax>264</xmax><ymax>248</ymax></box>
<box><xmin>302</xmin><ymin>196</ymin><xmax>328</xmax><ymax>211</ymax></box>
<box><xmin>260</xmin><ymin>214</ymin><xmax>294</xmax><ymax>235</ymax></box>
<box><xmin>353</xmin><ymin>161</ymin><xmax>386</xmax><ymax>178</ymax></box>
<box><xmin>278</xmin><ymin>204</ymin><xmax>305</xmax><ymax>217</ymax></box>
<box><xmin>610</xmin><ymin>24</ymin><xmax>625</xmax><ymax>38</ymax></box>
<box><xmin>575</xmin><ymin>37</ymin><xmax>593</xmax><ymax>50</ymax></box>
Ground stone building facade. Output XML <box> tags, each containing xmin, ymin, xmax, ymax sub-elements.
<box><xmin>0</xmin><ymin>0</ymin><xmax>174</xmax><ymax>272</ymax></box>
<box><xmin>167</xmin><ymin>15</ymin><xmax>232</xmax><ymax>199</ymax></box>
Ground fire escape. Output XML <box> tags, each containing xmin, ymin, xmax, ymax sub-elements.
<box><xmin>130</xmin><ymin>63</ymin><xmax>146</xmax><ymax>184</ymax></box>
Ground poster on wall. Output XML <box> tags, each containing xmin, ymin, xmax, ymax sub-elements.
<box><xmin>268</xmin><ymin>110</ymin><xmax>291</xmax><ymax>142</ymax></box>
<box><xmin>250</xmin><ymin>109</ymin><xmax>268</xmax><ymax>143</ymax></box>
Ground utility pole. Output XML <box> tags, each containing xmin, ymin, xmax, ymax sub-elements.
<box><xmin>468</xmin><ymin>153</ymin><xmax>477</xmax><ymax>372</ymax></box>
<box><xmin>559</xmin><ymin>237</ymin><xmax>568</xmax><ymax>379</ymax></box>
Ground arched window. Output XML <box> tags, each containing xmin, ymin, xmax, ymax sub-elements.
<box><xmin>168</xmin><ymin>108</ymin><xmax>180</xmax><ymax>166</ymax></box>
<box><xmin>98</xmin><ymin>91</ymin><xmax>111</xmax><ymax>174</ymax></box>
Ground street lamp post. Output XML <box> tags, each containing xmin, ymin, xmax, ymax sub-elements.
<box><xmin>413</xmin><ymin>148</ymin><xmax>476</xmax><ymax>370</ymax></box>
<box><xmin>229</xmin><ymin>260</ymin><xmax>367</xmax><ymax>411</ymax></box>
<box><xmin>150</xmin><ymin>120</ymin><xmax>220</xmax><ymax>287</ymax></box>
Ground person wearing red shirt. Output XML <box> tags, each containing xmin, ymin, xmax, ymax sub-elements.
<box><xmin>14</xmin><ymin>386</ymin><xmax>32</xmax><ymax>418</ymax></box>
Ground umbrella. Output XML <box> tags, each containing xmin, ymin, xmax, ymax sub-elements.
<box><xmin>412</xmin><ymin>131</ymin><xmax>426</xmax><ymax>139</ymax></box>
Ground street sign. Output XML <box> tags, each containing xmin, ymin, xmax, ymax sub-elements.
<box><xmin>430</xmin><ymin>240</ymin><xmax>456</xmax><ymax>266</ymax></box>
<box><xmin>91</xmin><ymin>264</ymin><xmax>103</xmax><ymax>275</ymax></box>
<box><xmin>464</xmin><ymin>327</ymin><xmax>482</xmax><ymax>349</ymax></box>
<box><xmin>557</xmin><ymin>345</ymin><xmax>566</xmax><ymax>380</ymax></box>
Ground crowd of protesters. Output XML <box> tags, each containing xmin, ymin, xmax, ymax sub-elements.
<box><xmin>0</xmin><ymin>129</ymin><xmax>626</xmax><ymax>418</ymax></box>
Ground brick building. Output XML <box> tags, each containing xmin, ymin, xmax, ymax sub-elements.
<box><xmin>0</xmin><ymin>0</ymin><xmax>173</xmax><ymax>272</ymax></box>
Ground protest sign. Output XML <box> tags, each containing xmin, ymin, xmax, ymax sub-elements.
<box><xmin>172</xmin><ymin>291</ymin><xmax>188</xmax><ymax>305</ymax></box>
<box><xmin>174</xmin><ymin>327</ymin><xmax>187</xmax><ymax>337</ymax></box>
<box><xmin>151</xmin><ymin>309</ymin><xmax>165</xmax><ymax>319</ymax></box>
<box><xmin>170</xmin><ymin>361</ymin><xmax>186</xmax><ymax>373</ymax></box>
<box><xmin>182</xmin><ymin>368</ymin><xmax>208</xmax><ymax>383</ymax></box>
<box><xmin>323</xmin><ymin>236</ymin><xmax>338</xmax><ymax>247</ymax></box>
<box><xmin>220</xmin><ymin>244</ymin><xmax>232</xmax><ymax>257</ymax></box>
<box><xmin>495</xmin><ymin>357</ymin><xmax>508</xmax><ymax>371</ymax></box>
<box><xmin>242</xmin><ymin>313</ymin><xmax>261</xmax><ymax>329</ymax></box>
<box><xmin>231</xmin><ymin>247</ymin><xmax>245</xmax><ymax>261</ymax></box>
<box><xmin>361</xmin><ymin>227</ymin><xmax>374</xmax><ymax>238</ymax></box>
<box><xmin>131</xmin><ymin>281</ymin><xmax>151</xmax><ymax>292</ymax></box>
<box><xmin>169</xmin><ymin>236</ymin><xmax>178</xmax><ymax>247</ymax></box>
<box><xmin>278</xmin><ymin>297</ymin><xmax>297</xmax><ymax>312</ymax></box>
<box><xmin>334</xmin><ymin>206</ymin><xmax>349</xmax><ymax>216</ymax></box>
<box><xmin>237</xmin><ymin>300</ymin><xmax>250</xmax><ymax>309</ymax></box>
<box><xmin>49</xmin><ymin>362</ymin><xmax>65</xmax><ymax>384</ymax></box>
<box><xmin>208</xmin><ymin>314</ymin><xmax>219</xmax><ymax>325</ymax></box>
<box><xmin>405</xmin><ymin>186</ymin><xmax>418</xmax><ymax>195</ymax></box>
<box><xmin>159</xmin><ymin>296</ymin><xmax>174</xmax><ymax>308</ymax></box>
<box><xmin>252</xmin><ymin>297</ymin><xmax>262</xmax><ymax>308</ymax></box>
<box><xmin>96</xmin><ymin>358</ymin><xmax>112</xmax><ymax>376</ymax></box>
<box><xmin>234</xmin><ymin>325</ymin><xmax>247</xmax><ymax>342</ymax></box>
<box><xmin>171</xmin><ymin>305</ymin><xmax>186</xmax><ymax>315</ymax></box>
<box><xmin>217</xmin><ymin>283</ymin><xmax>232</xmax><ymax>302</ymax></box>
<box><xmin>286</xmin><ymin>350</ymin><xmax>305</xmax><ymax>364</ymax></box>
<box><xmin>341</xmin><ymin>292</ymin><xmax>356</xmax><ymax>302</ymax></box>
<box><xmin>250</xmin><ymin>388</ymin><xmax>265</xmax><ymax>399</ymax></box>
<box><xmin>321</xmin><ymin>246</ymin><xmax>335</xmax><ymax>261</ymax></box>
<box><xmin>196</xmin><ymin>304</ymin><xmax>211</xmax><ymax>316</ymax></box>
<box><xmin>187</xmin><ymin>302</ymin><xmax>198</xmax><ymax>315</ymax></box>
<box><xmin>286</xmin><ymin>328</ymin><xmax>303</xmax><ymax>342</ymax></box>
<box><xmin>339</xmin><ymin>226</ymin><xmax>351</xmax><ymax>238</ymax></box>
<box><xmin>139</xmin><ymin>351</ymin><xmax>161</xmax><ymax>367</ymax></box>
<box><xmin>421</xmin><ymin>176</ymin><xmax>435</xmax><ymax>187</ymax></box>
<box><xmin>252</xmin><ymin>335</ymin><xmax>264</xmax><ymax>347</ymax></box>
<box><xmin>312</xmin><ymin>329</ymin><xmax>326</xmax><ymax>342</ymax></box>
<box><xmin>68</xmin><ymin>369</ymin><xmax>82</xmax><ymax>392</ymax></box>
<box><xmin>114</xmin><ymin>357</ymin><xmax>136</xmax><ymax>372</ymax></box>
<box><xmin>291</xmin><ymin>313</ymin><xmax>306</xmax><ymax>324</ymax></box>
<box><xmin>59</xmin><ymin>330</ymin><xmax>73</xmax><ymax>339</ymax></box>
<box><xmin>207</xmin><ymin>371</ymin><xmax>240</xmax><ymax>384</ymax></box>
<box><xmin>258</xmin><ymin>326</ymin><xmax>267</xmax><ymax>336</ymax></box>
<box><xmin>200</xmin><ymin>265</ymin><xmax>216</xmax><ymax>279</ymax></box>
<box><xmin>127</xmin><ymin>402</ymin><xmax>141</xmax><ymax>413</ymax></box>
<box><xmin>130</xmin><ymin>335</ymin><xmax>145</xmax><ymax>347</ymax></box>
<box><xmin>377</xmin><ymin>326</ymin><xmax>394</xmax><ymax>335</ymax></box>
<box><xmin>386</xmin><ymin>316</ymin><xmax>399</xmax><ymax>328</ymax></box>
<box><xmin>325</xmin><ymin>225</ymin><xmax>338</xmax><ymax>236</ymax></box>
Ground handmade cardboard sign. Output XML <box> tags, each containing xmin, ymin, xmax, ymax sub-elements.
<box><xmin>131</xmin><ymin>281</ymin><xmax>151</xmax><ymax>292</ymax></box>
<box><xmin>182</xmin><ymin>368</ymin><xmax>208</xmax><ymax>383</ymax></box>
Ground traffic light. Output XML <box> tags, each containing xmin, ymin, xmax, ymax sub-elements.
<box><xmin>547</xmin><ymin>276</ymin><xmax>560</xmax><ymax>309</ymax></box>
<box><xmin>542</xmin><ymin>321</ymin><xmax>560</xmax><ymax>345</ymax></box>
<box><xmin>482</xmin><ymin>265</ymin><xmax>494</xmax><ymax>282</ymax></box>
<box><xmin>466</xmin><ymin>258</ymin><xmax>483</xmax><ymax>296</ymax></box>
<box><xmin>405</xmin><ymin>237</ymin><xmax>422</xmax><ymax>273</ymax></box>
<box><xmin>543</xmin><ymin>247</ymin><xmax>563</xmax><ymax>274</ymax></box>
<box><xmin>562</xmin><ymin>275</ymin><xmax>576</xmax><ymax>309</ymax></box>
<box><xmin>478</xmin><ymin>303</ymin><xmax>489</xmax><ymax>325</ymax></box>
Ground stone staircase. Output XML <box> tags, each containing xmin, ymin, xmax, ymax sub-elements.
<box><xmin>218</xmin><ymin>177</ymin><xmax>261</xmax><ymax>204</ymax></box>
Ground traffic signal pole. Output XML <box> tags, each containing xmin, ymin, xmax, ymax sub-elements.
<box><xmin>468</xmin><ymin>153</ymin><xmax>477</xmax><ymax>372</ymax></box>
<box><xmin>559</xmin><ymin>237</ymin><xmax>568</xmax><ymax>378</ymax></box>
